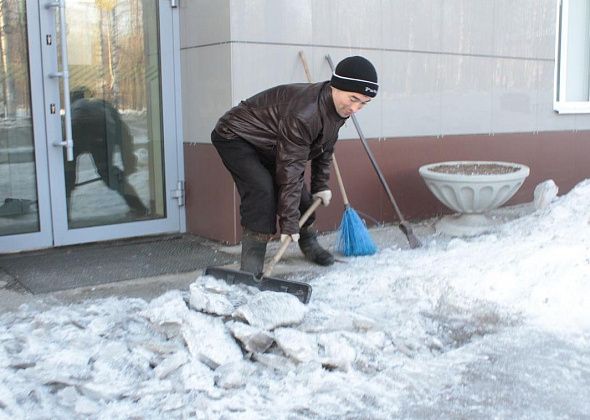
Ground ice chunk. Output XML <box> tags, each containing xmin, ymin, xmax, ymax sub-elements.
<box><xmin>86</xmin><ymin>316</ymin><xmax>115</xmax><ymax>337</ymax></box>
<box><xmin>56</xmin><ymin>386</ymin><xmax>79</xmax><ymax>407</ymax></box>
<box><xmin>273</xmin><ymin>328</ymin><xmax>318</xmax><ymax>363</ymax></box>
<box><xmin>139</xmin><ymin>290</ymin><xmax>190</xmax><ymax>338</ymax></box>
<box><xmin>154</xmin><ymin>351</ymin><xmax>189</xmax><ymax>379</ymax></box>
<box><xmin>0</xmin><ymin>383</ymin><xmax>23</xmax><ymax>418</ymax></box>
<box><xmin>251</xmin><ymin>352</ymin><xmax>295</xmax><ymax>372</ymax></box>
<box><xmin>0</xmin><ymin>344</ymin><xmax>10</xmax><ymax>368</ymax></box>
<box><xmin>534</xmin><ymin>179</ymin><xmax>558</xmax><ymax>210</ymax></box>
<box><xmin>181</xmin><ymin>311</ymin><xmax>243</xmax><ymax>369</ymax></box>
<box><xmin>226</xmin><ymin>321</ymin><xmax>274</xmax><ymax>353</ymax></box>
<box><xmin>138</xmin><ymin>340</ymin><xmax>181</xmax><ymax>355</ymax></box>
<box><xmin>232</xmin><ymin>291</ymin><xmax>307</xmax><ymax>330</ymax></box>
<box><xmin>74</xmin><ymin>396</ymin><xmax>101</xmax><ymax>415</ymax></box>
<box><xmin>79</xmin><ymin>379</ymin><xmax>133</xmax><ymax>401</ymax></box>
<box><xmin>181</xmin><ymin>359</ymin><xmax>214</xmax><ymax>392</ymax></box>
<box><xmin>214</xmin><ymin>360</ymin><xmax>256</xmax><ymax>389</ymax></box>
<box><xmin>130</xmin><ymin>378</ymin><xmax>174</xmax><ymax>399</ymax></box>
<box><xmin>317</xmin><ymin>332</ymin><xmax>357</xmax><ymax>371</ymax></box>
<box><xmin>189</xmin><ymin>281</ymin><xmax>234</xmax><ymax>316</ymax></box>
<box><xmin>32</xmin><ymin>348</ymin><xmax>92</xmax><ymax>384</ymax></box>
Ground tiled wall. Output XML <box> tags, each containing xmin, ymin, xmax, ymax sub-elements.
<box><xmin>179</xmin><ymin>0</ymin><xmax>590</xmax><ymax>144</ymax></box>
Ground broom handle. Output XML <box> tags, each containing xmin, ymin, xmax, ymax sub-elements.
<box><xmin>332</xmin><ymin>156</ymin><xmax>349</xmax><ymax>207</ymax></box>
<box><xmin>263</xmin><ymin>198</ymin><xmax>322</xmax><ymax>277</ymax></box>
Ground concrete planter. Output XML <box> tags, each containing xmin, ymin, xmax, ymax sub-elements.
<box><xmin>419</xmin><ymin>161</ymin><xmax>530</xmax><ymax>236</ymax></box>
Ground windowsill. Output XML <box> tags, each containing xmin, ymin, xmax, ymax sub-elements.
<box><xmin>553</xmin><ymin>102</ymin><xmax>590</xmax><ymax>114</ymax></box>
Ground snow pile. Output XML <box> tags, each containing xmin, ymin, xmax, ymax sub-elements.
<box><xmin>0</xmin><ymin>180</ymin><xmax>589</xmax><ymax>418</ymax></box>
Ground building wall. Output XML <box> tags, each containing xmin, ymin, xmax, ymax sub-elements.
<box><xmin>180</xmin><ymin>0</ymin><xmax>590</xmax><ymax>244</ymax></box>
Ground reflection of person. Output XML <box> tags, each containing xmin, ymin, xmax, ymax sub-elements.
<box><xmin>212</xmin><ymin>56</ymin><xmax>378</xmax><ymax>275</ymax></box>
<box><xmin>65</xmin><ymin>89</ymin><xmax>148</xmax><ymax>217</ymax></box>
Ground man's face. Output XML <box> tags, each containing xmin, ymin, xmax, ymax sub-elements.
<box><xmin>331</xmin><ymin>87</ymin><xmax>372</xmax><ymax>118</ymax></box>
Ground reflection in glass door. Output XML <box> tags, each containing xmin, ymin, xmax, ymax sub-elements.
<box><xmin>0</xmin><ymin>0</ymin><xmax>39</xmax><ymax>236</ymax></box>
<box><xmin>59</xmin><ymin>0</ymin><xmax>166</xmax><ymax>229</ymax></box>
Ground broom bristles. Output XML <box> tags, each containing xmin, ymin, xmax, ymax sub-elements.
<box><xmin>337</xmin><ymin>206</ymin><xmax>377</xmax><ymax>256</ymax></box>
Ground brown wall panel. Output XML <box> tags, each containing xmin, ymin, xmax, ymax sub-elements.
<box><xmin>183</xmin><ymin>143</ymin><xmax>239</xmax><ymax>244</ymax></box>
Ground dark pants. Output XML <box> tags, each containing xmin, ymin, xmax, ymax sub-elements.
<box><xmin>211</xmin><ymin>130</ymin><xmax>315</xmax><ymax>234</ymax></box>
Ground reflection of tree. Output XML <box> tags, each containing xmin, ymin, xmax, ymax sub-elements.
<box><xmin>118</xmin><ymin>0</ymin><xmax>146</xmax><ymax>110</ymax></box>
<box><xmin>91</xmin><ymin>0</ymin><xmax>145</xmax><ymax>111</ymax></box>
<box><xmin>0</xmin><ymin>0</ymin><xmax>29</xmax><ymax>117</ymax></box>
<box><xmin>96</xmin><ymin>0</ymin><xmax>117</xmax><ymax>101</ymax></box>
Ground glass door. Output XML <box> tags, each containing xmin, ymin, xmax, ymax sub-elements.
<box><xmin>0</xmin><ymin>0</ymin><xmax>183</xmax><ymax>252</ymax></box>
<box><xmin>0</xmin><ymin>0</ymin><xmax>53</xmax><ymax>252</ymax></box>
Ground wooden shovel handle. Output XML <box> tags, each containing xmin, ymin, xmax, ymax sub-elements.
<box><xmin>299</xmin><ymin>51</ymin><xmax>313</xmax><ymax>84</ymax></box>
<box><xmin>263</xmin><ymin>198</ymin><xmax>322</xmax><ymax>277</ymax></box>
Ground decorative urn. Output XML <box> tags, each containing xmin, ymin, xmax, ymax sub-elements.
<box><xmin>419</xmin><ymin>161</ymin><xmax>530</xmax><ymax>236</ymax></box>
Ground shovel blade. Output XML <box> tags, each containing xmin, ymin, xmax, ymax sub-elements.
<box><xmin>204</xmin><ymin>266</ymin><xmax>312</xmax><ymax>304</ymax></box>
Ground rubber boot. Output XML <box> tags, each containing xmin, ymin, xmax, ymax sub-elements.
<box><xmin>240</xmin><ymin>229</ymin><xmax>269</xmax><ymax>276</ymax></box>
<box><xmin>298</xmin><ymin>225</ymin><xmax>334</xmax><ymax>266</ymax></box>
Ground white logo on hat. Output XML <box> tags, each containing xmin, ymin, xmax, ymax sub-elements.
<box><xmin>365</xmin><ymin>87</ymin><xmax>377</xmax><ymax>94</ymax></box>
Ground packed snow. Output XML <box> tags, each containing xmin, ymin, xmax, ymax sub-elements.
<box><xmin>1</xmin><ymin>180</ymin><xmax>589</xmax><ymax>419</ymax></box>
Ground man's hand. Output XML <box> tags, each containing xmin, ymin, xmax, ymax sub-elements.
<box><xmin>313</xmin><ymin>190</ymin><xmax>332</xmax><ymax>206</ymax></box>
<box><xmin>280</xmin><ymin>233</ymin><xmax>300</xmax><ymax>243</ymax></box>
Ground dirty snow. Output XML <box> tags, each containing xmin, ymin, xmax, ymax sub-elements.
<box><xmin>1</xmin><ymin>180</ymin><xmax>590</xmax><ymax>419</ymax></box>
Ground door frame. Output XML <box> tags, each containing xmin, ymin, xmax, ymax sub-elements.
<box><xmin>0</xmin><ymin>0</ymin><xmax>54</xmax><ymax>253</ymax></box>
<box><xmin>0</xmin><ymin>0</ymin><xmax>185</xmax><ymax>253</ymax></box>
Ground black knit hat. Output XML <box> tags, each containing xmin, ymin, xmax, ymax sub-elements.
<box><xmin>331</xmin><ymin>56</ymin><xmax>378</xmax><ymax>97</ymax></box>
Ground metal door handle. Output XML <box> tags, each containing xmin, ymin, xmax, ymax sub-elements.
<box><xmin>46</xmin><ymin>0</ymin><xmax>74</xmax><ymax>161</ymax></box>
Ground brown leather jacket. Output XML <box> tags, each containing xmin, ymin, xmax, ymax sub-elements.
<box><xmin>214</xmin><ymin>81</ymin><xmax>346</xmax><ymax>234</ymax></box>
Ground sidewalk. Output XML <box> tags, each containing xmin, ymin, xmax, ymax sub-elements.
<box><xmin>0</xmin><ymin>221</ymin><xmax>437</xmax><ymax>314</ymax></box>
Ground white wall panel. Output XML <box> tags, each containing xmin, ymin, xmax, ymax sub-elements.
<box><xmin>381</xmin><ymin>52</ymin><xmax>441</xmax><ymax>137</ymax></box>
<box><xmin>491</xmin><ymin>58</ymin><xmax>537</xmax><ymax>133</ymax></box>
<box><xmin>181</xmin><ymin>45</ymin><xmax>232</xmax><ymax>144</ymax></box>
<box><xmin>536</xmin><ymin>0</ymin><xmax>558</xmax><ymax>60</ymax></box>
<box><xmin>441</xmin><ymin>0</ymin><xmax>494</xmax><ymax>56</ymax></box>
<box><xmin>439</xmin><ymin>55</ymin><xmax>493</xmax><ymax>135</ymax></box>
<box><xmin>381</xmin><ymin>0</ymin><xmax>442</xmax><ymax>52</ymax></box>
<box><xmin>493</xmin><ymin>0</ymin><xmax>543</xmax><ymax>58</ymax></box>
<box><xmin>230</xmin><ymin>0</ymin><xmax>312</xmax><ymax>44</ymax></box>
<box><xmin>311</xmin><ymin>0</ymin><xmax>384</xmax><ymax>48</ymax></box>
<box><xmin>179</xmin><ymin>0</ymin><xmax>230</xmax><ymax>48</ymax></box>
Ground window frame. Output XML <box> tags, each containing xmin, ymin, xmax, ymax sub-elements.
<box><xmin>554</xmin><ymin>0</ymin><xmax>590</xmax><ymax>113</ymax></box>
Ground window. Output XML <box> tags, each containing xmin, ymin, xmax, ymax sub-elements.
<box><xmin>554</xmin><ymin>0</ymin><xmax>590</xmax><ymax>113</ymax></box>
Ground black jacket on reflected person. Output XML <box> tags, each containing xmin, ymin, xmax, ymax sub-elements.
<box><xmin>214</xmin><ymin>81</ymin><xmax>346</xmax><ymax>234</ymax></box>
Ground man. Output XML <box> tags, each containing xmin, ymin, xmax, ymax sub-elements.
<box><xmin>212</xmin><ymin>56</ymin><xmax>378</xmax><ymax>275</ymax></box>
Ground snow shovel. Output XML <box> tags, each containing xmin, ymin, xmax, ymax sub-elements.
<box><xmin>204</xmin><ymin>198</ymin><xmax>322</xmax><ymax>304</ymax></box>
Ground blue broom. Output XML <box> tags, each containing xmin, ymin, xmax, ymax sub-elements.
<box><xmin>333</xmin><ymin>156</ymin><xmax>377</xmax><ymax>256</ymax></box>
